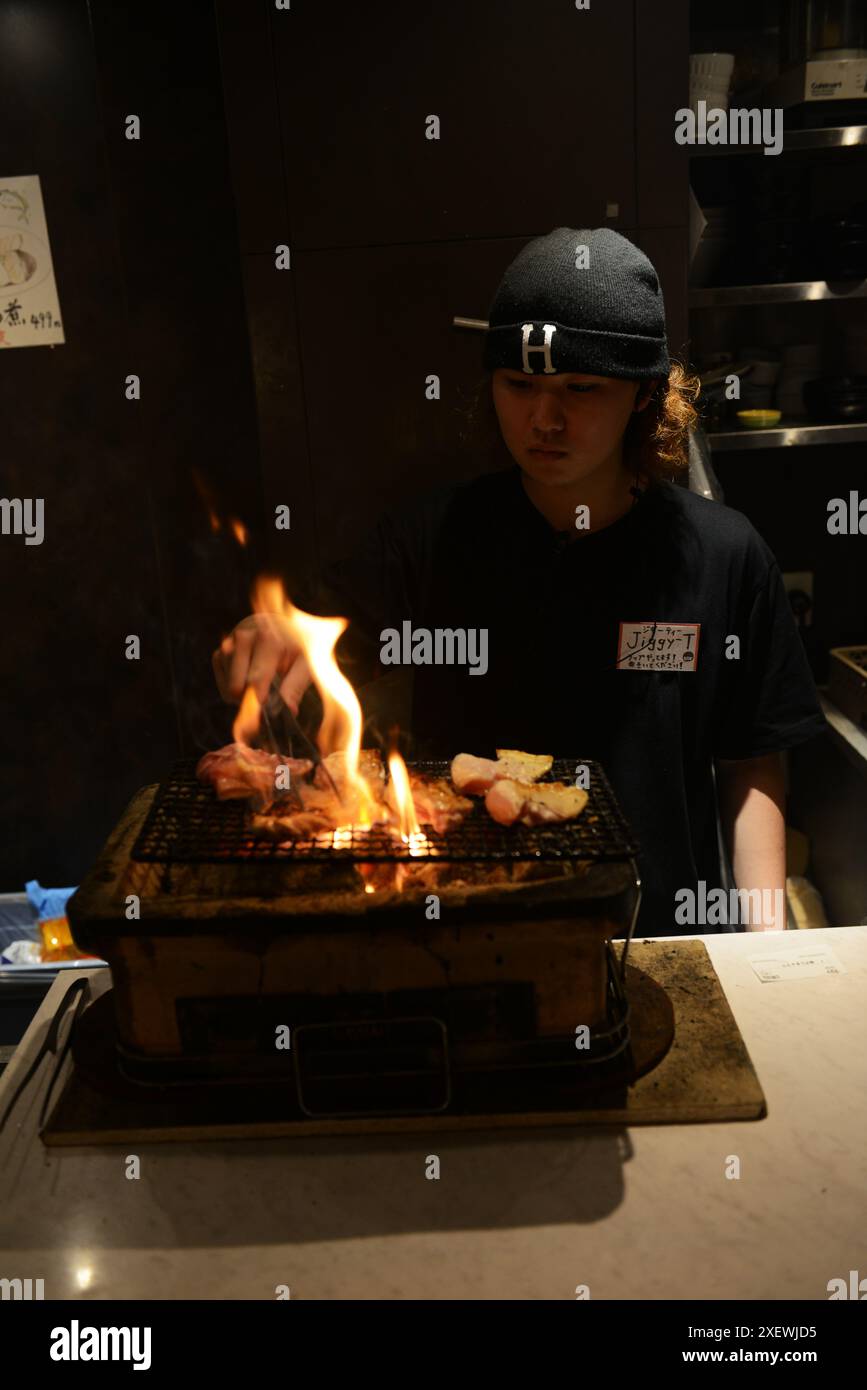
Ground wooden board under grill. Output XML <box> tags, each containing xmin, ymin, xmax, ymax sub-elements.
<box><xmin>40</xmin><ymin>939</ymin><xmax>767</xmax><ymax>1143</ymax></box>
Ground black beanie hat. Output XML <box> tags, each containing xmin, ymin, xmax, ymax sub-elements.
<box><xmin>482</xmin><ymin>227</ymin><xmax>670</xmax><ymax>380</ymax></box>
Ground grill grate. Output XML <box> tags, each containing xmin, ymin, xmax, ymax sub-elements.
<box><xmin>130</xmin><ymin>757</ymin><xmax>639</xmax><ymax>865</ymax></box>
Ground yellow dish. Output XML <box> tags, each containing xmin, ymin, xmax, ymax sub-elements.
<box><xmin>736</xmin><ymin>409</ymin><xmax>782</xmax><ymax>429</ymax></box>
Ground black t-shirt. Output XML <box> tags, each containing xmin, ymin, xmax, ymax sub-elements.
<box><xmin>313</xmin><ymin>467</ymin><xmax>828</xmax><ymax>936</ymax></box>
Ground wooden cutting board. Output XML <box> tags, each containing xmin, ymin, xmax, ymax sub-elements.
<box><xmin>41</xmin><ymin>937</ymin><xmax>766</xmax><ymax>1144</ymax></box>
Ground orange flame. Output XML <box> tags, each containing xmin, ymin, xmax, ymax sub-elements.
<box><xmin>231</xmin><ymin>579</ymin><xmax>429</xmax><ymax>872</ymax></box>
<box><xmin>233</xmin><ymin>685</ymin><xmax>261</xmax><ymax>745</ymax></box>
<box><xmin>249</xmin><ymin>577</ymin><xmax>378</xmax><ymax>824</ymax></box>
<box><xmin>387</xmin><ymin>750</ymin><xmax>427</xmax><ymax>856</ymax></box>
<box><xmin>192</xmin><ymin>467</ymin><xmax>223</xmax><ymax>534</ymax></box>
<box><xmin>387</xmin><ymin>750</ymin><xmax>420</xmax><ymax>838</ymax></box>
<box><xmin>192</xmin><ymin>469</ymin><xmax>249</xmax><ymax>542</ymax></box>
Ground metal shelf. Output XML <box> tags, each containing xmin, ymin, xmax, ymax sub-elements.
<box><xmin>819</xmin><ymin>693</ymin><xmax>867</xmax><ymax>782</ymax></box>
<box><xmin>707</xmin><ymin>421</ymin><xmax>867</xmax><ymax>451</ymax></box>
<box><xmin>691</xmin><ymin>278</ymin><xmax>867</xmax><ymax>307</ymax></box>
<box><xmin>689</xmin><ymin>124</ymin><xmax>867</xmax><ymax>155</ymax></box>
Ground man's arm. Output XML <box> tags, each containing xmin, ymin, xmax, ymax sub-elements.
<box><xmin>715</xmin><ymin>752</ymin><xmax>787</xmax><ymax>931</ymax></box>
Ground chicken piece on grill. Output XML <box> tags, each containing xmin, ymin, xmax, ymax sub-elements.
<box><xmin>451</xmin><ymin>749</ymin><xmax>553</xmax><ymax>795</ymax></box>
<box><xmin>256</xmin><ymin>782</ymin><xmax>378</xmax><ymax>836</ymax></box>
<box><xmin>450</xmin><ymin>753</ymin><xmax>499</xmax><ymax>795</ymax></box>
<box><xmin>309</xmin><ymin>749</ymin><xmax>389</xmax><ymax>825</ymax></box>
<box><xmin>250</xmin><ymin>809</ymin><xmax>335</xmax><ymax>840</ymax></box>
<box><xmin>485</xmin><ymin>778</ymin><xmax>588</xmax><ymax>828</ymax></box>
<box><xmin>314</xmin><ymin>749</ymin><xmax>385</xmax><ymax>795</ymax></box>
<box><xmin>387</xmin><ymin>772</ymin><xmax>473</xmax><ymax>835</ymax></box>
<box><xmin>197</xmin><ymin>743</ymin><xmax>312</xmax><ymax>801</ymax></box>
<box><xmin>495</xmin><ymin>749</ymin><xmax>554</xmax><ymax>781</ymax></box>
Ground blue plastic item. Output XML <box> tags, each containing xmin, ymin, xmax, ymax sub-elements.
<box><xmin>24</xmin><ymin>880</ymin><xmax>78</xmax><ymax>923</ymax></box>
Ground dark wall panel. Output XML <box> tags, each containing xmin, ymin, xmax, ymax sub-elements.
<box><xmin>89</xmin><ymin>0</ymin><xmax>267</xmax><ymax>753</ymax></box>
<box><xmin>240</xmin><ymin>252</ymin><xmax>318</xmax><ymax>586</ymax></box>
<box><xmin>0</xmin><ymin>0</ymin><xmax>263</xmax><ymax>888</ymax></box>
<box><xmin>636</xmin><ymin>0</ymin><xmax>690</xmax><ymax>229</ymax></box>
<box><xmin>0</xmin><ymin>0</ymin><xmax>177</xmax><ymax>889</ymax></box>
<box><xmin>215</xmin><ymin>0</ymin><xmax>286</xmax><ymax>256</ymax></box>
<box><xmin>273</xmin><ymin>0</ymin><xmax>638</xmax><ymax>248</ymax></box>
<box><xmin>294</xmin><ymin>237</ymin><xmax>512</xmax><ymax>565</ymax></box>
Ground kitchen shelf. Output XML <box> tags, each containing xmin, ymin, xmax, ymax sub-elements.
<box><xmin>689</xmin><ymin>124</ymin><xmax>867</xmax><ymax>156</ymax></box>
<box><xmin>819</xmin><ymin>693</ymin><xmax>867</xmax><ymax>782</ymax></box>
<box><xmin>690</xmin><ymin>279</ymin><xmax>867</xmax><ymax>307</ymax></box>
<box><xmin>707</xmin><ymin>421</ymin><xmax>867</xmax><ymax>451</ymax></box>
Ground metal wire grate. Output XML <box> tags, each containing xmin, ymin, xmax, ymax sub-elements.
<box><xmin>130</xmin><ymin>757</ymin><xmax>639</xmax><ymax>864</ymax></box>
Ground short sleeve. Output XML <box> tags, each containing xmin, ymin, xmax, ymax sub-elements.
<box><xmin>713</xmin><ymin>560</ymin><xmax>829</xmax><ymax>759</ymax></box>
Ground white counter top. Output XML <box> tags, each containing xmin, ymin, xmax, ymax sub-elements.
<box><xmin>1</xmin><ymin>926</ymin><xmax>865</xmax><ymax>1300</ymax></box>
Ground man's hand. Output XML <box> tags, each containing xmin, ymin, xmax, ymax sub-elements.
<box><xmin>212</xmin><ymin>614</ymin><xmax>312</xmax><ymax>713</ymax></box>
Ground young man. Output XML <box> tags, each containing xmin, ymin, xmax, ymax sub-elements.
<box><xmin>214</xmin><ymin>228</ymin><xmax>827</xmax><ymax>936</ymax></box>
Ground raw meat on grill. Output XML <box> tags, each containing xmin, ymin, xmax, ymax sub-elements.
<box><xmin>485</xmin><ymin>778</ymin><xmax>589</xmax><ymax>827</ymax></box>
<box><xmin>310</xmin><ymin>749</ymin><xmax>390</xmax><ymax>825</ymax></box>
<box><xmin>251</xmin><ymin>751</ymin><xmax>390</xmax><ymax>836</ymax></box>
<box><xmin>451</xmin><ymin>748</ymin><xmax>553</xmax><ymax>795</ymax></box>
<box><xmin>450</xmin><ymin>753</ymin><xmax>500</xmax><ymax>795</ymax></box>
<box><xmin>250</xmin><ymin>808</ymin><xmax>335</xmax><ymax>840</ymax></box>
<box><xmin>202</xmin><ymin>737</ymin><xmax>580</xmax><ymax>845</ymax></box>
<box><xmin>196</xmin><ymin>743</ymin><xmax>312</xmax><ymax>801</ymax></box>
<box><xmin>256</xmin><ymin>785</ymin><xmax>379</xmax><ymax>838</ymax></box>
<box><xmin>387</xmin><ymin>772</ymin><xmax>473</xmax><ymax>834</ymax></box>
<box><xmin>314</xmin><ymin>748</ymin><xmax>386</xmax><ymax>795</ymax></box>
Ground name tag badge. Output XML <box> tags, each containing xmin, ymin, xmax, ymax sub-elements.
<box><xmin>617</xmin><ymin>621</ymin><xmax>700</xmax><ymax>672</ymax></box>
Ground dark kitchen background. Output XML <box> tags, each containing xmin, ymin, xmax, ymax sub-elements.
<box><xmin>1</xmin><ymin>0</ymin><xmax>865</xmax><ymax>924</ymax></box>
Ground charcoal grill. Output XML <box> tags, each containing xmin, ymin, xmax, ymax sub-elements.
<box><xmin>67</xmin><ymin>755</ymin><xmax>672</xmax><ymax>1124</ymax></box>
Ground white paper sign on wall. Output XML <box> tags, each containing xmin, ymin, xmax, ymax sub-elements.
<box><xmin>0</xmin><ymin>174</ymin><xmax>65</xmax><ymax>350</ymax></box>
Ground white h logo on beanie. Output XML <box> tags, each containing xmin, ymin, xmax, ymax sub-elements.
<box><xmin>521</xmin><ymin>323</ymin><xmax>557</xmax><ymax>374</ymax></box>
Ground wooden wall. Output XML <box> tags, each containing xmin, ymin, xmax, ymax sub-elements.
<box><xmin>0</xmin><ymin>0</ymin><xmax>262</xmax><ymax>888</ymax></box>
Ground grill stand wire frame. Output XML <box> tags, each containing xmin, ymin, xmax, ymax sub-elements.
<box><xmin>619</xmin><ymin>856</ymin><xmax>642</xmax><ymax>988</ymax></box>
<box><xmin>570</xmin><ymin>856</ymin><xmax>642</xmax><ymax>1070</ymax></box>
<box><xmin>584</xmin><ymin>855</ymin><xmax>643</xmax><ymax>1068</ymax></box>
<box><xmin>292</xmin><ymin>1015</ymin><xmax>453</xmax><ymax>1120</ymax></box>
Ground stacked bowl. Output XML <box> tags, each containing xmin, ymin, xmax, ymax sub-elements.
<box><xmin>689</xmin><ymin>52</ymin><xmax>735</xmax><ymax>115</ymax></box>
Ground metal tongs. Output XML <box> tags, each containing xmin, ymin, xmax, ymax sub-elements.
<box><xmin>258</xmin><ymin>679</ymin><xmax>340</xmax><ymax>799</ymax></box>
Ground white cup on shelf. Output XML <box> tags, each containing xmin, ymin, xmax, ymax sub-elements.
<box><xmin>689</xmin><ymin>52</ymin><xmax>735</xmax><ymax>83</ymax></box>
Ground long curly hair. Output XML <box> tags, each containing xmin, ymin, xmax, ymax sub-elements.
<box><xmin>457</xmin><ymin>362</ymin><xmax>701</xmax><ymax>486</ymax></box>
